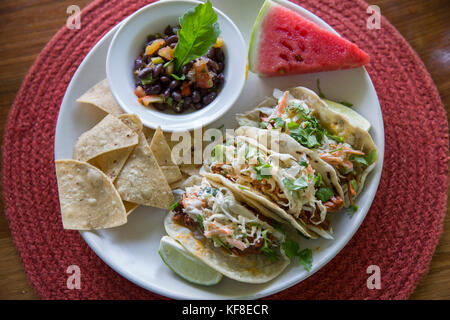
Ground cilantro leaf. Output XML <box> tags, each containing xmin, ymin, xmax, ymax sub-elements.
<box><xmin>255</xmin><ymin>163</ymin><xmax>272</xmax><ymax>180</ymax></box>
<box><xmin>282</xmin><ymin>240</ymin><xmax>313</xmax><ymax>271</ymax></box>
<box><xmin>298</xmin><ymin>248</ymin><xmax>313</xmax><ymax>271</ymax></box>
<box><xmin>261</xmin><ymin>230</ymin><xmax>279</xmax><ymax>262</ymax></box>
<box><xmin>281</xmin><ymin>240</ymin><xmax>299</xmax><ymax>259</ymax></box>
<box><xmin>283</xmin><ymin>177</ymin><xmax>308</xmax><ymax>191</ymax></box>
<box><xmin>316</xmin><ymin>187</ymin><xmax>334</xmax><ymax>202</ymax></box>
<box><xmin>347</xmin><ymin>204</ymin><xmax>358</xmax><ymax>216</ymax></box>
<box><xmin>350</xmin><ymin>149</ymin><xmax>376</xmax><ymax>167</ymax></box>
<box><xmin>211</xmin><ymin>144</ymin><xmax>224</xmax><ymax>162</ymax></box>
<box><xmin>173</xmin><ymin>0</ymin><xmax>220</xmax><ymax>74</ymax></box>
<box><xmin>169</xmin><ymin>202</ymin><xmax>180</xmax><ymax>211</ymax></box>
<box><xmin>258</xmin><ymin>122</ymin><xmax>268</xmax><ymax>129</ymax></box>
<box><xmin>299</xmin><ymin>158</ymin><xmax>308</xmax><ymax>167</ymax></box>
<box><xmin>314</xmin><ymin>173</ymin><xmax>322</xmax><ymax>187</ymax></box>
<box><xmin>273</xmin><ymin>117</ymin><xmax>285</xmax><ymax>129</ymax></box>
<box><xmin>350</xmin><ymin>179</ymin><xmax>358</xmax><ymax>192</ymax></box>
<box><xmin>288</xmin><ymin>121</ymin><xmax>299</xmax><ymax>130</ymax></box>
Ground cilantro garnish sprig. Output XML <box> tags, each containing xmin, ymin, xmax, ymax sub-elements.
<box><xmin>173</xmin><ymin>0</ymin><xmax>220</xmax><ymax>75</ymax></box>
<box><xmin>281</xmin><ymin>240</ymin><xmax>313</xmax><ymax>271</ymax></box>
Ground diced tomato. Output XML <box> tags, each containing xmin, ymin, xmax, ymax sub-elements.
<box><xmin>180</xmin><ymin>82</ymin><xmax>191</xmax><ymax>96</ymax></box>
<box><xmin>134</xmin><ymin>86</ymin><xmax>146</xmax><ymax>98</ymax></box>
<box><xmin>193</xmin><ymin>60</ymin><xmax>213</xmax><ymax>88</ymax></box>
<box><xmin>138</xmin><ymin>94</ymin><xmax>164</xmax><ymax>106</ymax></box>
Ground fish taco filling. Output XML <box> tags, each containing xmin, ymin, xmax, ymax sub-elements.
<box><xmin>205</xmin><ymin>137</ymin><xmax>344</xmax><ymax>235</ymax></box>
<box><xmin>254</xmin><ymin>89</ymin><xmax>376</xmax><ymax>206</ymax></box>
<box><xmin>171</xmin><ymin>178</ymin><xmax>285</xmax><ymax>261</ymax></box>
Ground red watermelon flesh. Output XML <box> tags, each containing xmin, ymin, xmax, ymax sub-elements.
<box><xmin>249</xmin><ymin>0</ymin><xmax>370</xmax><ymax>76</ymax></box>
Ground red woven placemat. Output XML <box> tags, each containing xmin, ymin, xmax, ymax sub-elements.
<box><xmin>2</xmin><ymin>0</ymin><xmax>448</xmax><ymax>300</ymax></box>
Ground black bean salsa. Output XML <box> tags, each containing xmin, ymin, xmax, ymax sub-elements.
<box><xmin>133</xmin><ymin>25</ymin><xmax>225</xmax><ymax>113</ymax></box>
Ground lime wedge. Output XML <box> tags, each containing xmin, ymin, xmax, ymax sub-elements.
<box><xmin>323</xmin><ymin>99</ymin><xmax>371</xmax><ymax>131</ymax></box>
<box><xmin>158</xmin><ymin>236</ymin><xmax>223</xmax><ymax>286</ymax></box>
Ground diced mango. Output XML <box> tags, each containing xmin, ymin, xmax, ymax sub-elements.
<box><xmin>158</xmin><ymin>46</ymin><xmax>174</xmax><ymax>60</ymax></box>
<box><xmin>213</xmin><ymin>37</ymin><xmax>224</xmax><ymax>48</ymax></box>
<box><xmin>145</xmin><ymin>39</ymin><xmax>165</xmax><ymax>56</ymax></box>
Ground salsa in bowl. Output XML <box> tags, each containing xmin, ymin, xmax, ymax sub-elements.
<box><xmin>133</xmin><ymin>24</ymin><xmax>226</xmax><ymax>113</ymax></box>
<box><xmin>106</xmin><ymin>0</ymin><xmax>246</xmax><ymax>131</ymax></box>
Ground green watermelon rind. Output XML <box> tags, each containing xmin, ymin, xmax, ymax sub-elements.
<box><xmin>248</xmin><ymin>0</ymin><xmax>274</xmax><ymax>76</ymax></box>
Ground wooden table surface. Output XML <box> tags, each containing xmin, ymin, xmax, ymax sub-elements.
<box><xmin>0</xmin><ymin>0</ymin><xmax>448</xmax><ymax>300</ymax></box>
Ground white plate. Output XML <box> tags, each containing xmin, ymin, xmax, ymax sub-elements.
<box><xmin>55</xmin><ymin>0</ymin><xmax>384</xmax><ymax>299</ymax></box>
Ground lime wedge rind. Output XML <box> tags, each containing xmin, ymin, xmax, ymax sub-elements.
<box><xmin>323</xmin><ymin>99</ymin><xmax>371</xmax><ymax>131</ymax></box>
<box><xmin>159</xmin><ymin>236</ymin><xmax>223</xmax><ymax>286</ymax></box>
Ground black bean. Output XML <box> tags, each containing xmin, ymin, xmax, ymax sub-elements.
<box><xmin>163</xmin><ymin>88</ymin><xmax>171</xmax><ymax>98</ymax></box>
<box><xmin>184</xmin><ymin>96</ymin><xmax>192</xmax><ymax>105</ymax></box>
<box><xmin>145</xmin><ymin>84</ymin><xmax>162</xmax><ymax>95</ymax></box>
<box><xmin>216</xmin><ymin>49</ymin><xmax>225</xmax><ymax>62</ymax></box>
<box><xmin>202</xmin><ymin>92</ymin><xmax>217</xmax><ymax>105</ymax></box>
<box><xmin>207</xmin><ymin>47</ymin><xmax>216</xmax><ymax>60</ymax></box>
<box><xmin>173</xmin><ymin>101</ymin><xmax>184</xmax><ymax>113</ymax></box>
<box><xmin>217</xmin><ymin>62</ymin><xmax>224</xmax><ymax>73</ymax></box>
<box><xmin>153</xmin><ymin>103</ymin><xmax>166</xmax><ymax>111</ymax></box>
<box><xmin>164</xmin><ymin>25</ymin><xmax>174</xmax><ymax>36</ymax></box>
<box><xmin>169</xmin><ymin>80</ymin><xmax>180</xmax><ymax>89</ymax></box>
<box><xmin>153</xmin><ymin>64</ymin><xmax>163</xmax><ymax>77</ymax></box>
<box><xmin>160</xmin><ymin>76</ymin><xmax>170</xmax><ymax>84</ymax></box>
<box><xmin>207</xmin><ymin>59</ymin><xmax>219</xmax><ymax>72</ymax></box>
<box><xmin>172</xmin><ymin>91</ymin><xmax>182</xmax><ymax>101</ymax></box>
<box><xmin>138</xmin><ymin>67</ymin><xmax>153</xmax><ymax>79</ymax></box>
<box><xmin>215</xmin><ymin>73</ymin><xmax>225</xmax><ymax>84</ymax></box>
<box><xmin>192</xmin><ymin>90</ymin><xmax>201</xmax><ymax>103</ymax></box>
<box><xmin>194</xmin><ymin>103</ymin><xmax>203</xmax><ymax>110</ymax></box>
<box><xmin>169</xmin><ymin>42</ymin><xmax>177</xmax><ymax>49</ymax></box>
<box><xmin>134</xmin><ymin>56</ymin><xmax>144</xmax><ymax>70</ymax></box>
<box><xmin>182</xmin><ymin>64</ymin><xmax>192</xmax><ymax>75</ymax></box>
<box><xmin>147</xmin><ymin>34</ymin><xmax>157</xmax><ymax>42</ymax></box>
<box><xmin>166</xmin><ymin>35</ymin><xmax>178</xmax><ymax>45</ymax></box>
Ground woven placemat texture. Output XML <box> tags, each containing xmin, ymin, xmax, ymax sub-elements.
<box><xmin>2</xmin><ymin>0</ymin><xmax>448</xmax><ymax>299</ymax></box>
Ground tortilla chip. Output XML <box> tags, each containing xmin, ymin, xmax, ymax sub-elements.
<box><xmin>86</xmin><ymin>115</ymin><xmax>142</xmax><ymax>182</ymax></box>
<box><xmin>117</xmin><ymin>114</ymin><xmax>143</xmax><ymax>134</ymax></box>
<box><xmin>55</xmin><ymin>159</ymin><xmax>127</xmax><ymax>230</ymax></box>
<box><xmin>149</xmin><ymin>126</ymin><xmax>182</xmax><ymax>184</ymax></box>
<box><xmin>76</xmin><ymin>79</ymin><xmax>123</xmax><ymax>115</ymax></box>
<box><xmin>73</xmin><ymin>114</ymin><xmax>138</xmax><ymax>162</ymax></box>
<box><xmin>114</xmin><ymin>133</ymin><xmax>174</xmax><ymax>208</ymax></box>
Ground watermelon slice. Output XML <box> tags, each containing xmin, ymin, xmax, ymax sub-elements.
<box><xmin>248</xmin><ymin>0</ymin><xmax>370</xmax><ymax>76</ymax></box>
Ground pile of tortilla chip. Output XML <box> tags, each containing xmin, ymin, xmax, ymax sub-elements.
<box><xmin>55</xmin><ymin>79</ymin><xmax>184</xmax><ymax>230</ymax></box>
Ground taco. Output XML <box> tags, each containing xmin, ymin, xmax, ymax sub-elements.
<box><xmin>200</xmin><ymin>135</ymin><xmax>340</xmax><ymax>239</ymax></box>
<box><xmin>236</xmin><ymin>86</ymin><xmax>378</xmax><ymax>208</ymax></box>
<box><xmin>164</xmin><ymin>175</ymin><xmax>290</xmax><ymax>284</ymax></box>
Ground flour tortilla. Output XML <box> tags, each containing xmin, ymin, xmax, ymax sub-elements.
<box><xmin>114</xmin><ymin>133</ymin><xmax>174</xmax><ymax>208</ymax></box>
<box><xmin>199</xmin><ymin>136</ymin><xmax>320</xmax><ymax>239</ymax></box>
<box><xmin>165</xmin><ymin>176</ymin><xmax>290</xmax><ymax>284</ymax></box>
<box><xmin>236</xmin><ymin>86</ymin><xmax>378</xmax><ymax>204</ymax></box>
<box><xmin>149</xmin><ymin>126</ymin><xmax>182</xmax><ymax>184</ymax></box>
<box><xmin>73</xmin><ymin>114</ymin><xmax>138</xmax><ymax>162</ymax></box>
<box><xmin>287</xmin><ymin>87</ymin><xmax>378</xmax><ymax>198</ymax></box>
<box><xmin>55</xmin><ymin>159</ymin><xmax>127</xmax><ymax>230</ymax></box>
<box><xmin>76</xmin><ymin>79</ymin><xmax>124</xmax><ymax>115</ymax></box>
